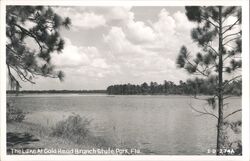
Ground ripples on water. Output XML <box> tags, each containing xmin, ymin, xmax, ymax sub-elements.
<box><xmin>7</xmin><ymin>94</ymin><xmax>241</xmax><ymax>155</ymax></box>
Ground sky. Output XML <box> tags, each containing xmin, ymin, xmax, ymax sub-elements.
<box><xmin>14</xmin><ymin>6</ymin><xmax>238</xmax><ymax>90</ymax></box>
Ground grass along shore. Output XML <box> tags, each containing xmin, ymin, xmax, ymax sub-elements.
<box><xmin>7</xmin><ymin>117</ymin><xmax>113</xmax><ymax>155</ymax></box>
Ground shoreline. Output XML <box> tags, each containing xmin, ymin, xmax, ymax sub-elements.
<box><xmin>7</xmin><ymin>93</ymin><xmax>242</xmax><ymax>99</ymax></box>
<box><xmin>7</xmin><ymin>121</ymin><xmax>146</xmax><ymax>155</ymax></box>
<box><xmin>7</xmin><ymin>121</ymin><xmax>115</xmax><ymax>155</ymax></box>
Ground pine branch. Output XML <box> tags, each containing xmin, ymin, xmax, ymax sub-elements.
<box><xmin>222</xmin><ymin>24</ymin><xmax>240</xmax><ymax>29</ymax></box>
<box><xmin>223</xmin><ymin>95</ymin><xmax>235</xmax><ymax>100</ymax></box>
<box><xmin>199</xmin><ymin>7</ymin><xmax>219</xmax><ymax>26</ymax></box>
<box><xmin>224</xmin><ymin>109</ymin><xmax>242</xmax><ymax>120</ymax></box>
<box><xmin>222</xmin><ymin>16</ymin><xmax>229</xmax><ymax>24</ymax></box>
<box><xmin>206</xmin><ymin>44</ymin><xmax>219</xmax><ymax>56</ymax></box>
<box><xmin>223</xmin><ymin>52</ymin><xmax>241</xmax><ymax>63</ymax></box>
<box><xmin>222</xmin><ymin>68</ymin><xmax>240</xmax><ymax>73</ymax></box>
<box><xmin>184</xmin><ymin>57</ymin><xmax>210</xmax><ymax>77</ymax></box>
<box><xmin>7</xmin><ymin>64</ymin><xmax>22</xmax><ymax>89</ymax></box>
<box><xmin>19</xmin><ymin>65</ymin><xmax>60</xmax><ymax>80</ymax></box>
<box><xmin>223</xmin><ymin>31</ymin><xmax>241</xmax><ymax>40</ymax></box>
<box><xmin>10</xmin><ymin>60</ymin><xmax>60</xmax><ymax>83</ymax></box>
<box><xmin>224</xmin><ymin>44</ymin><xmax>235</xmax><ymax>49</ymax></box>
<box><xmin>200</xmin><ymin>16</ymin><xmax>219</xmax><ymax>28</ymax></box>
<box><xmin>223</xmin><ymin>37</ymin><xmax>241</xmax><ymax>46</ymax></box>
<box><xmin>13</xmin><ymin>23</ymin><xmax>43</xmax><ymax>51</ymax></box>
<box><xmin>223</xmin><ymin>75</ymin><xmax>242</xmax><ymax>88</ymax></box>
<box><xmin>222</xmin><ymin>9</ymin><xmax>238</xmax><ymax>25</ymax></box>
<box><xmin>8</xmin><ymin>12</ymin><xmax>19</xmax><ymax>18</ymax></box>
<box><xmin>189</xmin><ymin>103</ymin><xmax>218</xmax><ymax>119</ymax></box>
<box><xmin>6</xmin><ymin>45</ymin><xmax>23</xmax><ymax>60</ymax></box>
<box><xmin>203</xmin><ymin>106</ymin><xmax>215</xmax><ymax>116</ymax></box>
<box><xmin>13</xmin><ymin>68</ymin><xmax>27</xmax><ymax>82</ymax></box>
<box><xmin>222</xmin><ymin>17</ymin><xmax>241</xmax><ymax>35</ymax></box>
<box><xmin>10</xmin><ymin>65</ymin><xmax>35</xmax><ymax>84</ymax></box>
<box><xmin>7</xmin><ymin>6</ymin><xmax>68</xmax><ymax>88</ymax></box>
<box><xmin>223</xmin><ymin>54</ymin><xmax>233</xmax><ymax>62</ymax></box>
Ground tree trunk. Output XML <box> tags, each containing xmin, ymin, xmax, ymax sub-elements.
<box><xmin>216</xmin><ymin>6</ymin><xmax>224</xmax><ymax>155</ymax></box>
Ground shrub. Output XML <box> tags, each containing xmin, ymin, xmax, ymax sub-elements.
<box><xmin>51</xmin><ymin>114</ymin><xmax>91</xmax><ymax>143</ymax></box>
<box><xmin>7</xmin><ymin>102</ymin><xmax>26</xmax><ymax>122</ymax></box>
<box><xmin>223</xmin><ymin>120</ymin><xmax>242</xmax><ymax>155</ymax></box>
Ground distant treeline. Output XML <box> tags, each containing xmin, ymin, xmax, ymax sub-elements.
<box><xmin>7</xmin><ymin>90</ymin><xmax>106</xmax><ymax>94</ymax></box>
<box><xmin>107</xmin><ymin>78</ymin><xmax>242</xmax><ymax>96</ymax></box>
<box><xmin>7</xmin><ymin>78</ymin><xmax>241</xmax><ymax>96</ymax></box>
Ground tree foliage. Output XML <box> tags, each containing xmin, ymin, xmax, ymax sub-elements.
<box><xmin>177</xmin><ymin>7</ymin><xmax>241</xmax><ymax>77</ymax></box>
<box><xmin>6</xmin><ymin>6</ymin><xmax>71</xmax><ymax>90</ymax></box>
<box><xmin>107</xmin><ymin>79</ymin><xmax>241</xmax><ymax>96</ymax></box>
<box><xmin>176</xmin><ymin>6</ymin><xmax>242</xmax><ymax>155</ymax></box>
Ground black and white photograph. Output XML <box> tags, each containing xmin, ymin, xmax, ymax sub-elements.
<box><xmin>1</xmin><ymin>0</ymin><xmax>249</xmax><ymax>160</ymax></box>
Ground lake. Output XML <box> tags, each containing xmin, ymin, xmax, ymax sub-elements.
<box><xmin>7</xmin><ymin>94</ymin><xmax>241</xmax><ymax>155</ymax></box>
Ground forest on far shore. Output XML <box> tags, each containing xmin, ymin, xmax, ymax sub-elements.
<box><xmin>106</xmin><ymin>78</ymin><xmax>242</xmax><ymax>96</ymax></box>
<box><xmin>7</xmin><ymin>78</ymin><xmax>241</xmax><ymax>96</ymax></box>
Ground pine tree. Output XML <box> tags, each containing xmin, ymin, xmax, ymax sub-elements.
<box><xmin>177</xmin><ymin>6</ymin><xmax>242</xmax><ymax>155</ymax></box>
<box><xmin>6</xmin><ymin>6</ymin><xmax>71</xmax><ymax>90</ymax></box>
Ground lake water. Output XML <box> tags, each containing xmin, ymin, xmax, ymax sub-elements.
<box><xmin>7</xmin><ymin>94</ymin><xmax>241</xmax><ymax>155</ymax></box>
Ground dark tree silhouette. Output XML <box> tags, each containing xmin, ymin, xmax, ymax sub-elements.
<box><xmin>106</xmin><ymin>80</ymin><xmax>241</xmax><ymax>96</ymax></box>
<box><xmin>6</xmin><ymin>6</ymin><xmax>71</xmax><ymax>90</ymax></box>
<box><xmin>177</xmin><ymin>6</ymin><xmax>242</xmax><ymax>155</ymax></box>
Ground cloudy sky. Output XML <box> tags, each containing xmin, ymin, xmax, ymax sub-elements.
<box><xmin>20</xmin><ymin>6</ymin><xmax>202</xmax><ymax>90</ymax></box>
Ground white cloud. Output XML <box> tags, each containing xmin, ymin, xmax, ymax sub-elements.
<box><xmin>153</xmin><ymin>9</ymin><xmax>176</xmax><ymax>35</ymax></box>
<box><xmin>51</xmin><ymin>38</ymin><xmax>110</xmax><ymax>71</ymax></box>
<box><xmin>126</xmin><ymin>12</ymin><xmax>156</xmax><ymax>43</ymax></box>
<box><xmin>75</xmin><ymin>12</ymin><xmax>106</xmax><ymax>29</ymax></box>
<box><xmin>103</xmin><ymin>26</ymin><xmax>139</xmax><ymax>55</ymax></box>
<box><xmin>100</xmin><ymin>8</ymin><xmax>198</xmax><ymax>86</ymax></box>
<box><xmin>107</xmin><ymin>7</ymin><xmax>132</xmax><ymax>21</ymax></box>
<box><xmin>53</xmin><ymin>7</ymin><xmax>106</xmax><ymax>29</ymax></box>
<box><xmin>23</xmin><ymin>7</ymin><xmax>203</xmax><ymax>90</ymax></box>
<box><xmin>107</xmin><ymin>8</ymin><xmax>195</xmax><ymax>56</ymax></box>
<box><xmin>51</xmin><ymin>38</ymin><xmax>90</xmax><ymax>68</ymax></box>
<box><xmin>173</xmin><ymin>11</ymin><xmax>196</xmax><ymax>33</ymax></box>
<box><xmin>103</xmin><ymin>26</ymin><xmax>157</xmax><ymax>58</ymax></box>
<box><xmin>144</xmin><ymin>9</ymin><xmax>197</xmax><ymax>58</ymax></box>
<box><xmin>92</xmin><ymin>58</ymin><xmax>109</xmax><ymax>69</ymax></box>
<box><xmin>103</xmin><ymin>26</ymin><xmax>180</xmax><ymax>81</ymax></box>
<box><xmin>103</xmin><ymin>26</ymin><xmax>127</xmax><ymax>53</ymax></box>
